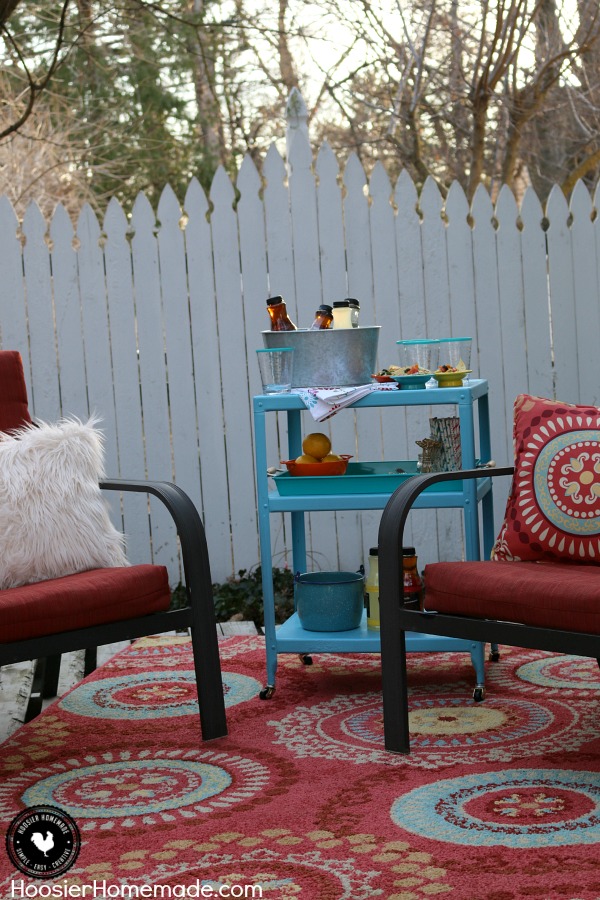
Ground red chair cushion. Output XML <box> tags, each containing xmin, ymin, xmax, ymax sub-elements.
<box><xmin>0</xmin><ymin>565</ymin><xmax>171</xmax><ymax>642</ymax></box>
<box><xmin>424</xmin><ymin>560</ymin><xmax>600</xmax><ymax>634</ymax></box>
<box><xmin>0</xmin><ymin>351</ymin><xmax>32</xmax><ymax>433</ymax></box>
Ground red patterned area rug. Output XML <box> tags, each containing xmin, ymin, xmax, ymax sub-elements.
<box><xmin>1</xmin><ymin>635</ymin><xmax>600</xmax><ymax>899</ymax></box>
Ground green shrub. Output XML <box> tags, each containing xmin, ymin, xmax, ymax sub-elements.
<box><xmin>170</xmin><ymin>566</ymin><xmax>295</xmax><ymax>631</ymax></box>
<box><xmin>212</xmin><ymin>565</ymin><xmax>294</xmax><ymax>630</ymax></box>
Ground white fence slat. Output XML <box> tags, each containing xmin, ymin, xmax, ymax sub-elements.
<box><xmin>495</xmin><ymin>186</ymin><xmax>528</xmax><ymax>438</ymax></box>
<box><xmin>594</xmin><ymin>182</ymin><xmax>600</xmax><ymax>330</ymax></box>
<box><xmin>130</xmin><ymin>191</ymin><xmax>178</xmax><ymax>574</ymax></box>
<box><xmin>263</xmin><ymin>145</ymin><xmax>298</xmax><ymax>322</ymax></box>
<box><xmin>393</xmin><ymin>171</ymin><xmax>432</xmax><ymax>559</ymax></box>
<box><xmin>237</xmin><ymin>155</ymin><xmax>284</xmax><ymax>568</ymax></box>
<box><xmin>445</xmin><ymin>182</ymin><xmax>477</xmax><ymax>343</ymax></box>
<box><xmin>344</xmin><ymin>154</ymin><xmax>375</xmax><ymax>318</ymax></box>
<box><xmin>569</xmin><ymin>181</ymin><xmax>600</xmax><ymax>406</ymax></box>
<box><xmin>102</xmin><ymin>198</ymin><xmax>148</xmax><ymax>566</ymax></box>
<box><xmin>76</xmin><ymin>204</ymin><xmax>119</xmax><ymax>478</ymax></box>
<box><xmin>316</xmin><ymin>142</ymin><xmax>347</xmax><ymax>303</ymax></box>
<box><xmin>420</xmin><ymin>177</ymin><xmax>461</xmax><ymax>563</ymax></box>
<box><xmin>343</xmin><ymin>154</ymin><xmax>381</xmax><ymax>559</ymax></box>
<box><xmin>157</xmin><ymin>186</ymin><xmax>203</xmax><ymax>509</ymax></box>
<box><xmin>50</xmin><ymin>205</ymin><xmax>89</xmax><ymax>419</ymax></box>
<box><xmin>0</xmin><ymin>197</ymin><xmax>29</xmax><ymax>374</ymax></box>
<box><xmin>237</xmin><ymin>155</ymin><xmax>271</xmax><ymax>388</ymax></box>
<box><xmin>420</xmin><ymin>177</ymin><xmax>451</xmax><ymax>338</ymax></box>
<box><xmin>395</xmin><ymin>170</ymin><xmax>426</xmax><ymax>340</ymax></box>
<box><xmin>288</xmin><ymin>132</ymin><xmax>322</xmax><ymax>321</ymax></box>
<box><xmin>317</xmin><ymin>142</ymin><xmax>363</xmax><ymax>570</ymax></box>
<box><xmin>210</xmin><ymin>166</ymin><xmax>260</xmax><ymax>572</ymax></box>
<box><xmin>520</xmin><ymin>188</ymin><xmax>554</xmax><ymax>400</ymax></box>
<box><xmin>184</xmin><ymin>178</ymin><xmax>233</xmax><ymax>578</ymax></box>
<box><xmin>21</xmin><ymin>202</ymin><xmax>61</xmax><ymax>420</ymax></box>
<box><xmin>546</xmin><ymin>185</ymin><xmax>579</xmax><ymax>403</ymax></box>
<box><xmin>471</xmin><ymin>186</ymin><xmax>509</xmax><ymax>465</ymax></box>
<box><xmin>287</xmin><ymin>134</ymin><xmax>338</xmax><ymax>568</ymax></box>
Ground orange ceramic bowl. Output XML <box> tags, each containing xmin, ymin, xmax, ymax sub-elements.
<box><xmin>280</xmin><ymin>455</ymin><xmax>352</xmax><ymax>476</ymax></box>
<box><xmin>371</xmin><ymin>373</ymin><xmax>394</xmax><ymax>383</ymax></box>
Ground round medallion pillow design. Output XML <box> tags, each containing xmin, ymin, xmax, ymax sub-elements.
<box><xmin>492</xmin><ymin>395</ymin><xmax>600</xmax><ymax>562</ymax></box>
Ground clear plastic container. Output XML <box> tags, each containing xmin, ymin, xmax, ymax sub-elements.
<box><xmin>437</xmin><ymin>337</ymin><xmax>472</xmax><ymax>372</ymax></box>
<box><xmin>396</xmin><ymin>339</ymin><xmax>440</xmax><ymax>373</ymax></box>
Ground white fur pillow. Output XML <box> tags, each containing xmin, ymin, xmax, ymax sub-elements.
<box><xmin>0</xmin><ymin>417</ymin><xmax>128</xmax><ymax>589</ymax></box>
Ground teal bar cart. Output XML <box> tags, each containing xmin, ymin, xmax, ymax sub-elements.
<box><xmin>253</xmin><ymin>380</ymin><xmax>497</xmax><ymax>700</ymax></box>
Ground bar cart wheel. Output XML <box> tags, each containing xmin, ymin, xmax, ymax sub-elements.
<box><xmin>259</xmin><ymin>685</ymin><xmax>276</xmax><ymax>700</ymax></box>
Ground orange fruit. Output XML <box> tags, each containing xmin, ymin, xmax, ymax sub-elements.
<box><xmin>322</xmin><ymin>453</ymin><xmax>342</xmax><ymax>462</ymax></box>
<box><xmin>295</xmin><ymin>453</ymin><xmax>320</xmax><ymax>464</ymax></box>
<box><xmin>302</xmin><ymin>432</ymin><xmax>331</xmax><ymax>460</ymax></box>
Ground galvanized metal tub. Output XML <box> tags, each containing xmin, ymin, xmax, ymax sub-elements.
<box><xmin>262</xmin><ymin>327</ymin><xmax>380</xmax><ymax>387</ymax></box>
<box><xmin>295</xmin><ymin>570</ymin><xmax>365</xmax><ymax>632</ymax></box>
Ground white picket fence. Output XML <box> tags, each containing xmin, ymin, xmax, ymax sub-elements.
<box><xmin>1</xmin><ymin>128</ymin><xmax>600</xmax><ymax>587</ymax></box>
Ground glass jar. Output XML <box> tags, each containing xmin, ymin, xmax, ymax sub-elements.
<box><xmin>266</xmin><ymin>295</ymin><xmax>297</xmax><ymax>331</ymax></box>
<box><xmin>403</xmin><ymin>547</ymin><xmax>424</xmax><ymax>608</ymax></box>
<box><xmin>332</xmin><ymin>300</ymin><xmax>353</xmax><ymax>329</ymax></box>
<box><xmin>347</xmin><ymin>298</ymin><xmax>360</xmax><ymax>327</ymax></box>
<box><xmin>310</xmin><ymin>304</ymin><xmax>333</xmax><ymax>330</ymax></box>
<box><xmin>365</xmin><ymin>547</ymin><xmax>380</xmax><ymax>628</ymax></box>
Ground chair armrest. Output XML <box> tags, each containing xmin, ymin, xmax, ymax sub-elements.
<box><xmin>378</xmin><ymin>466</ymin><xmax>514</xmax><ymax>628</ymax></box>
<box><xmin>99</xmin><ymin>479</ymin><xmax>212</xmax><ymax>603</ymax></box>
<box><xmin>378</xmin><ymin>466</ymin><xmax>514</xmax><ymax>569</ymax></box>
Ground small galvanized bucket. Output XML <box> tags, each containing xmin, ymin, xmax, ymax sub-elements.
<box><xmin>295</xmin><ymin>569</ymin><xmax>364</xmax><ymax>632</ymax></box>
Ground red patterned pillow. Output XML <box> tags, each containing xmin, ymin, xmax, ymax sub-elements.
<box><xmin>491</xmin><ymin>394</ymin><xmax>600</xmax><ymax>563</ymax></box>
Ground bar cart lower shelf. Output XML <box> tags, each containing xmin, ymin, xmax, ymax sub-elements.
<box><xmin>258</xmin><ymin>613</ymin><xmax>489</xmax><ymax>702</ymax></box>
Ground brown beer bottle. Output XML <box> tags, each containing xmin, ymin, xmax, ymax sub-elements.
<box><xmin>267</xmin><ymin>296</ymin><xmax>297</xmax><ymax>331</ymax></box>
<box><xmin>310</xmin><ymin>304</ymin><xmax>333</xmax><ymax>330</ymax></box>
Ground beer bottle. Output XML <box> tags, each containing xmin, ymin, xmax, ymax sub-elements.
<box><xmin>310</xmin><ymin>304</ymin><xmax>333</xmax><ymax>330</ymax></box>
<box><xmin>267</xmin><ymin>296</ymin><xmax>297</xmax><ymax>331</ymax></box>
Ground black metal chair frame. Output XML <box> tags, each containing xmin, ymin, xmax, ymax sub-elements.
<box><xmin>378</xmin><ymin>466</ymin><xmax>600</xmax><ymax>754</ymax></box>
<box><xmin>0</xmin><ymin>478</ymin><xmax>228</xmax><ymax>742</ymax></box>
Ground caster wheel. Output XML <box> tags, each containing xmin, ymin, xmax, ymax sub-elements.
<box><xmin>489</xmin><ymin>650</ymin><xmax>500</xmax><ymax>662</ymax></box>
<box><xmin>473</xmin><ymin>686</ymin><xmax>486</xmax><ymax>702</ymax></box>
<box><xmin>299</xmin><ymin>653</ymin><xmax>313</xmax><ymax>666</ymax></box>
<box><xmin>259</xmin><ymin>685</ymin><xmax>276</xmax><ymax>700</ymax></box>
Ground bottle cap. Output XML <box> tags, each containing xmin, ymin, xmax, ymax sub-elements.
<box><xmin>369</xmin><ymin>547</ymin><xmax>378</xmax><ymax>556</ymax></box>
<box><xmin>315</xmin><ymin>304</ymin><xmax>333</xmax><ymax>314</ymax></box>
<box><xmin>345</xmin><ymin>298</ymin><xmax>360</xmax><ymax>309</ymax></box>
<box><xmin>333</xmin><ymin>300</ymin><xmax>350</xmax><ymax>308</ymax></box>
<box><xmin>402</xmin><ymin>546</ymin><xmax>416</xmax><ymax>556</ymax></box>
<box><xmin>267</xmin><ymin>295</ymin><xmax>284</xmax><ymax>305</ymax></box>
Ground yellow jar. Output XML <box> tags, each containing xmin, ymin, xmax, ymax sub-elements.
<box><xmin>365</xmin><ymin>547</ymin><xmax>380</xmax><ymax>628</ymax></box>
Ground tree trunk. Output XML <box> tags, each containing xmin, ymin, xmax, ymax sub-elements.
<box><xmin>190</xmin><ymin>0</ymin><xmax>226</xmax><ymax>165</ymax></box>
<box><xmin>278</xmin><ymin>0</ymin><xmax>298</xmax><ymax>91</ymax></box>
